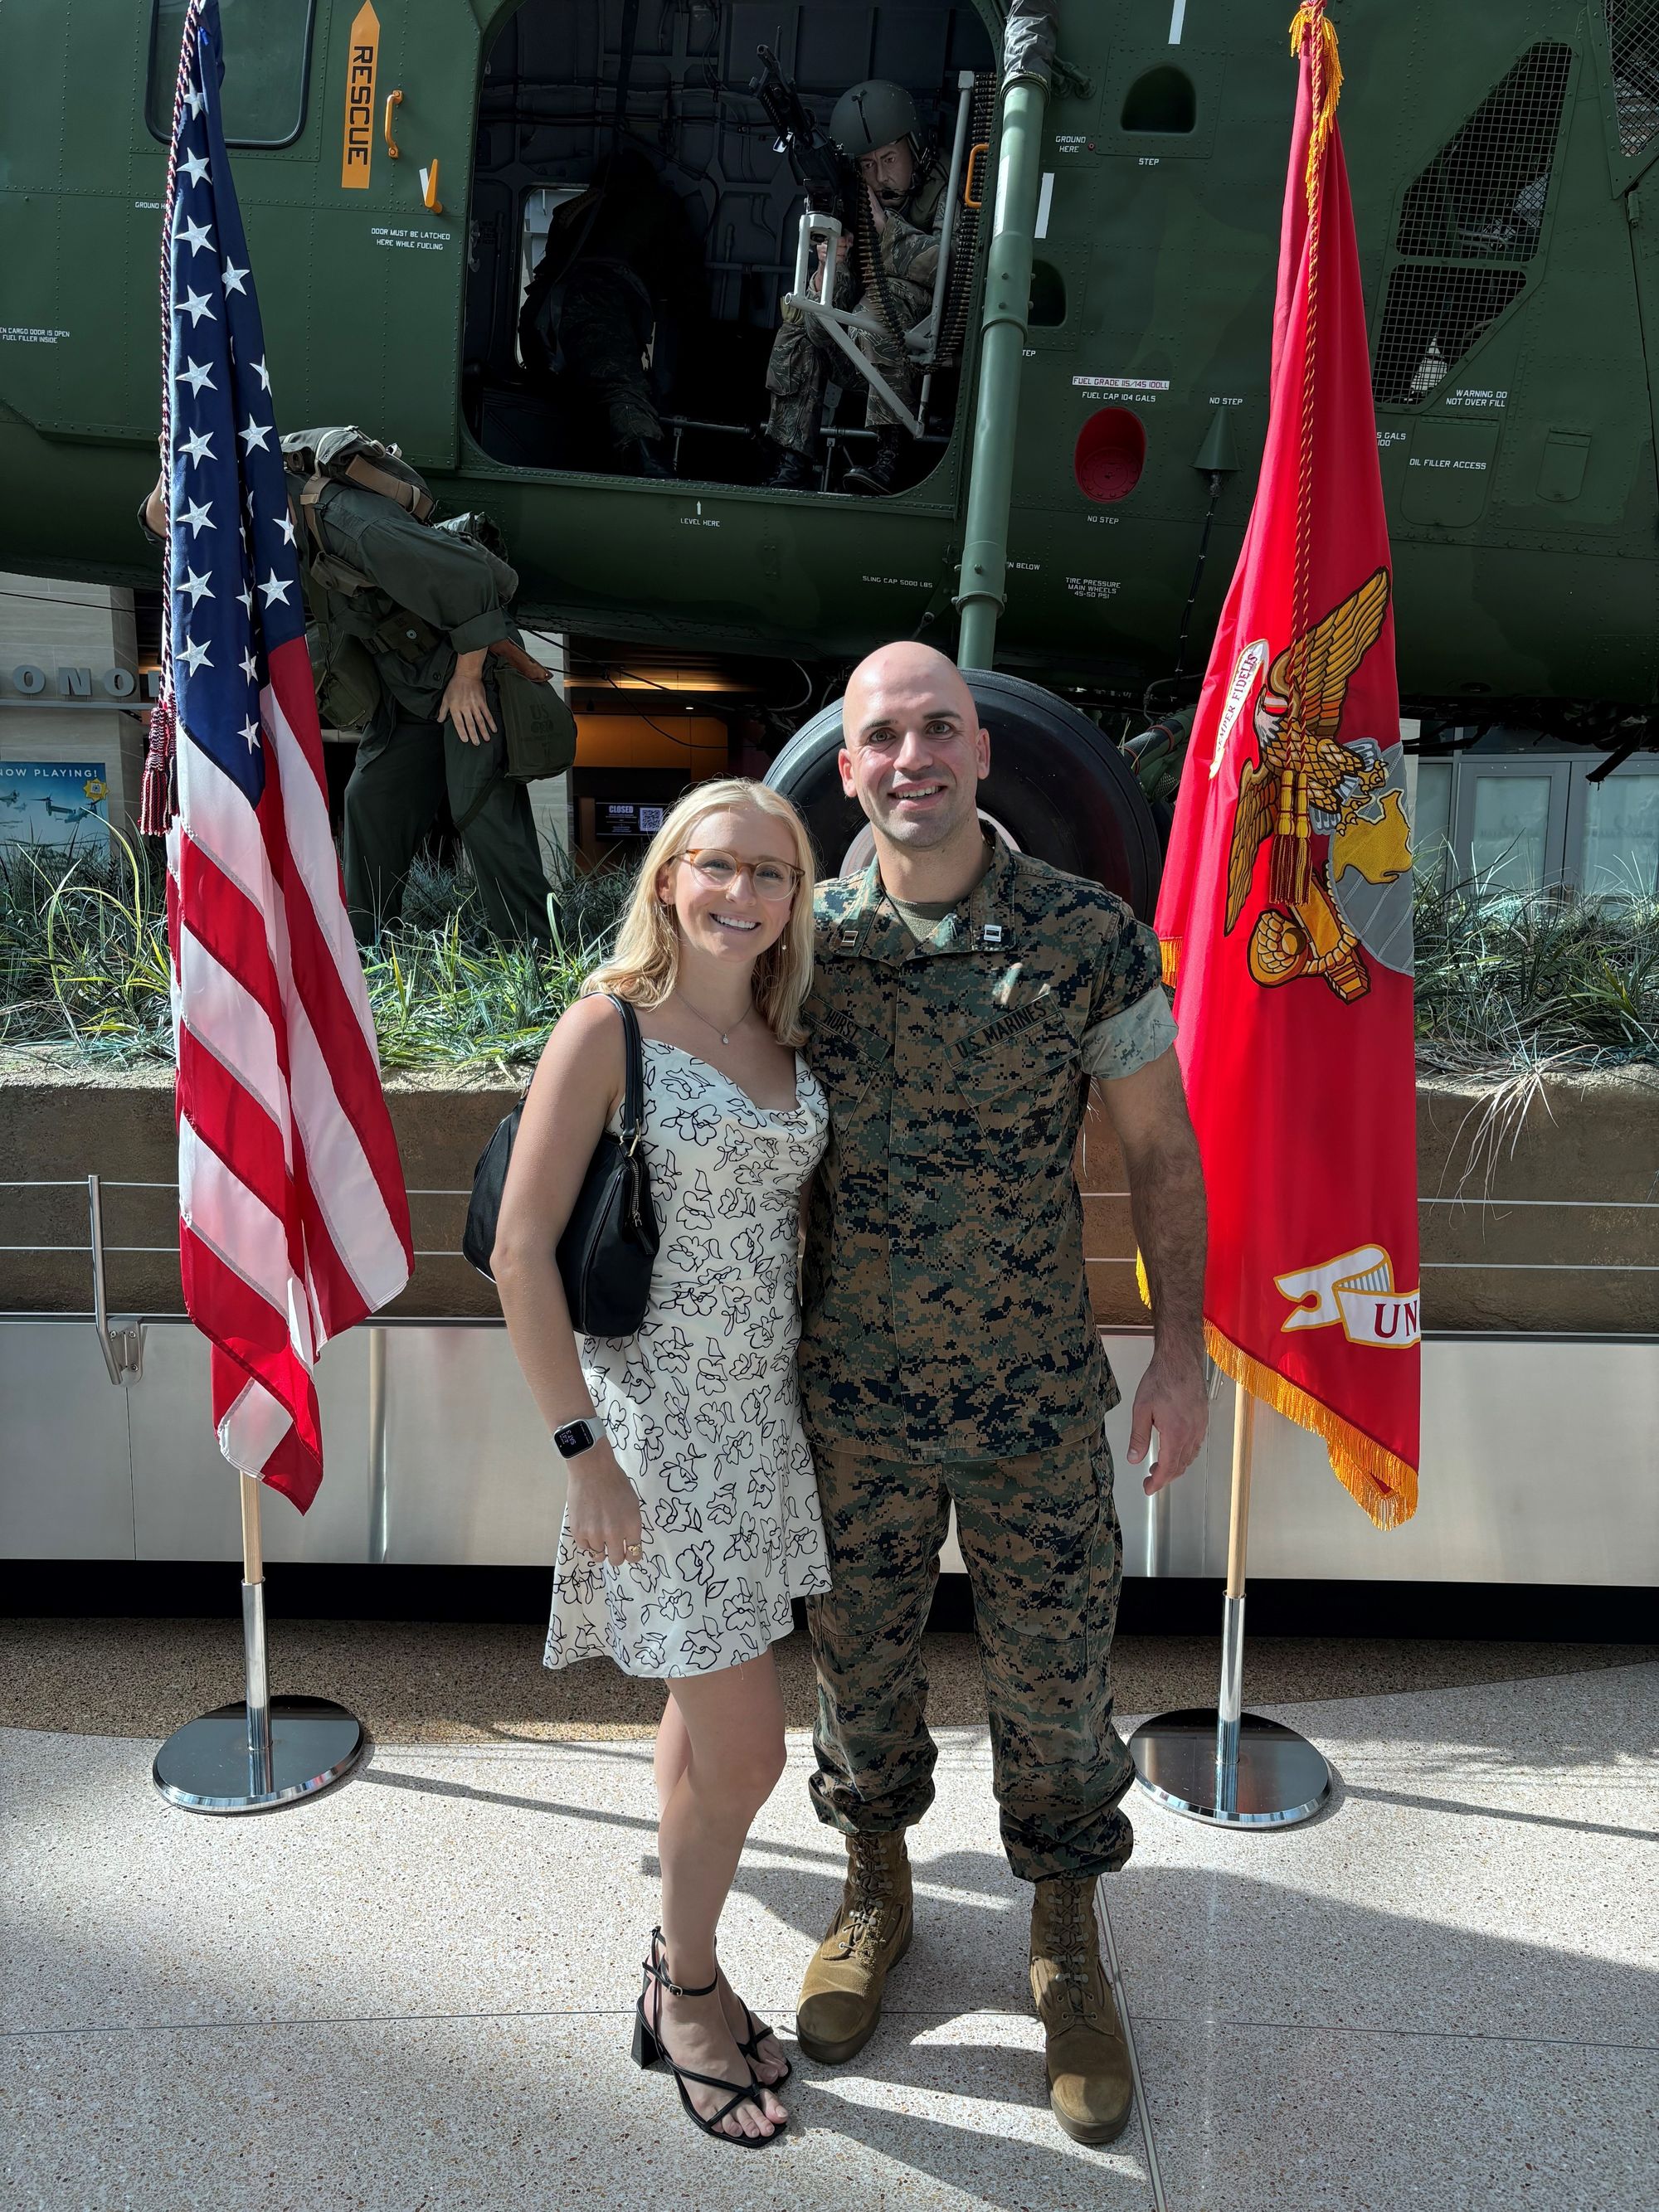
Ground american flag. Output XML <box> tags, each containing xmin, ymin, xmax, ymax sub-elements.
<box><xmin>157</xmin><ymin>0</ymin><xmax>411</xmax><ymax>1512</ymax></box>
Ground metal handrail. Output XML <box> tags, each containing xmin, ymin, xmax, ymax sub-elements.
<box><xmin>5</xmin><ymin>1178</ymin><xmax>1654</xmax><ymax>1206</ymax></box>
<box><xmin>85</xmin><ymin>1175</ymin><xmax>142</xmax><ymax>1383</ymax></box>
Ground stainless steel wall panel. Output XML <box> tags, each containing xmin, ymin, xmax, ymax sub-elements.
<box><xmin>5</xmin><ymin>1316</ymin><xmax>1652</xmax><ymax>1584</ymax></box>
<box><xmin>1237</xmin><ymin>1339</ymin><xmax>1659</xmax><ymax>1587</ymax></box>
<box><xmin>1101</xmin><ymin>1334</ymin><xmax>1219</xmax><ymax>1579</ymax></box>
<box><xmin>129</xmin><ymin>1323</ymin><xmax>372</xmax><ymax>1562</ymax></box>
<box><xmin>378</xmin><ymin>1325</ymin><xmax>562</xmax><ymax>1566</ymax></box>
<box><xmin>0</xmin><ymin>1318</ymin><xmax>135</xmax><ymax>1557</ymax></box>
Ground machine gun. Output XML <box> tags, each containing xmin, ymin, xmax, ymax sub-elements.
<box><xmin>749</xmin><ymin>46</ymin><xmax>854</xmax><ymax>219</ymax></box>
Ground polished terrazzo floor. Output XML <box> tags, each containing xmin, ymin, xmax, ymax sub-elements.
<box><xmin>2</xmin><ymin>1623</ymin><xmax>1655</xmax><ymax>2210</ymax></box>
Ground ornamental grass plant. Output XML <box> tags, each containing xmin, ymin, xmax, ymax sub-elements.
<box><xmin>0</xmin><ymin>833</ymin><xmax>635</xmax><ymax>1078</ymax></box>
<box><xmin>2</xmin><ymin>833</ymin><xmax>1654</xmax><ymax>1080</ymax></box>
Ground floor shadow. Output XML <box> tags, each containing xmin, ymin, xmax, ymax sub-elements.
<box><xmin>1342</xmin><ymin>1780</ymin><xmax>1659</xmax><ymax>1842</ymax></box>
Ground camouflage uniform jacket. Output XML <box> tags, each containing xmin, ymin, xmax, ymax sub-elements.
<box><xmin>800</xmin><ymin>839</ymin><xmax>1165</xmax><ymax>1459</ymax></box>
<box><xmin>789</xmin><ymin>157</ymin><xmax>947</xmax><ymax>327</ymax></box>
<box><xmin>298</xmin><ymin>479</ymin><xmax>519</xmax><ymax>738</ymax></box>
<box><xmin>857</xmin><ymin>155</ymin><xmax>946</xmax><ymax>297</ymax></box>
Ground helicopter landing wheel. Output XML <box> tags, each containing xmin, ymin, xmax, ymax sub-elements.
<box><xmin>764</xmin><ymin>668</ymin><xmax>1163</xmax><ymax>916</ymax></box>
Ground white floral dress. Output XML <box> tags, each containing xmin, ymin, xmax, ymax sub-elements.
<box><xmin>544</xmin><ymin>1040</ymin><xmax>832</xmax><ymax>1678</ymax></box>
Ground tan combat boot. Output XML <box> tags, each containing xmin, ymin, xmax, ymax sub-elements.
<box><xmin>1029</xmin><ymin>1875</ymin><xmax>1134</xmax><ymax>2145</ymax></box>
<box><xmin>795</xmin><ymin>1831</ymin><xmax>914</xmax><ymax>2065</ymax></box>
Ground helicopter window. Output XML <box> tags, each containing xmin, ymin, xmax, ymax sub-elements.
<box><xmin>1373</xmin><ymin>42</ymin><xmax>1570</xmax><ymax>408</ymax></box>
<box><xmin>1604</xmin><ymin>1</ymin><xmax>1659</xmax><ymax>161</ymax></box>
<box><xmin>1029</xmin><ymin>261</ymin><xmax>1067</xmax><ymax>328</ymax></box>
<box><xmin>1371</xmin><ymin>266</ymin><xmax>1525</xmax><ymax>408</ymax></box>
<box><xmin>1119</xmin><ymin>67</ymin><xmax>1197</xmax><ymax>135</ymax></box>
<box><xmin>463</xmin><ymin>0</ymin><xmax>995</xmax><ymax>489</ymax></box>
<box><xmin>1073</xmin><ymin>407</ymin><xmax>1146</xmax><ymax>503</ymax></box>
<box><xmin>1394</xmin><ymin>43</ymin><xmax>1572</xmax><ymax>263</ymax></box>
<box><xmin>144</xmin><ymin>0</ymin><xmax>316</xmax><ymax>149</ymax></box>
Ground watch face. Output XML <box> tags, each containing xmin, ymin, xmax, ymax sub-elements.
<box><xmin>555</xmin><ymin>1420</ymin><xmax>594</xmax><ymax>1458</ymax></box>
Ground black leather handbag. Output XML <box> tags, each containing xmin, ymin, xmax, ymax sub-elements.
<box><xmin>461</xmin><ymin>994</ymin><xmax>659</xmax><ymax>1336</ymax></box>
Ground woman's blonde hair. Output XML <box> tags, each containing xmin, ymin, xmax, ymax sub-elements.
<box><xmin>582</xmin><ymin>778</ymin><xmax>816</xmax><ymax>1046</ymax></box>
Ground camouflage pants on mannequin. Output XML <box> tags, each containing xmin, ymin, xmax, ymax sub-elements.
<box><xmin>342</xmin><ymin>716</ymin><xmax>552</xmax><ymax>947</ymax></box>
<box><xmin>558</xmin><ymin>260</ymin><xmax>661</xmax><ymax>446</ymax></box>
<box><xmin>763</xmin><ymin>270</ymin><xmax>931</xmax><ymax>457</ymax></box>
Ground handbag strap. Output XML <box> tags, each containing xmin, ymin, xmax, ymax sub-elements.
<box><xmin>606</xmin><ymin>994</ymin><xmax>647</xmax><ymax>1152</ymax></box>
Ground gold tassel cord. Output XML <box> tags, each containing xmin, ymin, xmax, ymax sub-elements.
<box><xmin>1160</xmin><ymin>936</ymin><xmax>1181</xmax><ymax>989</ymax></box>
<box><xmin>1289</xmin><ymin>2</ymin><xmax>1344</xmax><ymax>211</ymax></box>
<box><xmin>1204</xmin><ymin>1323</ymin><xmax>1418</xmax><ymax>1530</ymax></box>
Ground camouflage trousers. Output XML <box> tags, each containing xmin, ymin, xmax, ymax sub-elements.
<box><xmin>805</xmin><ymin>1426</ymin><xmax>1135</xmax><ymax>1882</ymax></box>
<box><xmin>557</xmin><ymin>260</ymin><xmax>661</xmax><ymax>445</ymax></box>
<box><xmin>764</xmin><ymin>273</ymin><xmax>931</xmax><ymax>455</ymax></box>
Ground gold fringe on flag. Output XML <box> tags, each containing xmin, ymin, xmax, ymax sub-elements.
<box><xmin>1135</xmin><ymin>1250</ymin><xmax>1152</xmax><ymax>1310</ymax></box>
<box><xmin>1159</xmin><ymin>936</ymin><xmax>1181</xmax><ymax>988</ymax></box>
<box><xmin>1204</xmin><ymin>1322</ymin><xmax>1418</xmax><ymax>1531</ymax></box>
<box><xmin>1288</xmin><ymin>0</ymin><xmax>1343</xmax><ymax>211</ymax></box>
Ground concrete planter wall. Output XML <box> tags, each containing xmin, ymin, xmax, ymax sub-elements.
<box><xmin>1</xmin><ymin>1055</ymin><xmax>1654</xmax><ymax>1334</ymax></box>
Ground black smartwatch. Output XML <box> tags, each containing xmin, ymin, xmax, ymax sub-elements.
<box><xmin>552</xmin><ymin>1418</ymin><xmax>597</xmax><ymax>1460</ymax></box>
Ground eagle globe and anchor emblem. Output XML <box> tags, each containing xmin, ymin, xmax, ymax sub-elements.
<box><xmin>1214</xmin><ymin>566</ymin><xmax>1415</xmax><ymax>1002</ymax></box>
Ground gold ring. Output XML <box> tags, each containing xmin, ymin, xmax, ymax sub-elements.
<box><xmin>623</xmin><ymin>1542</ymin><xmax>643</xmax><ymax>1561</ymax></box>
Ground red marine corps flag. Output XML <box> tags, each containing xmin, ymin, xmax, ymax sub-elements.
<box><xmin>149</xmin><ymin>0</ymin><xmax>412</xmax><ymax>1512</ymax></box>
<box><xmin>1156</xmin><ymin>2</ymin><xmax>1420</xmax><ymax>1526</ymax></box>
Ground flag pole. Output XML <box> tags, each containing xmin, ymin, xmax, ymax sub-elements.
<box><xmin>1214</xmin><ymin>1388</ymin><xmax>1255</xmax><ymax>1814</ymax></box>
<box><xmin>1126</xmin><ymin>1379</ymin><xmax>1331</xmax><ymax>1828</ymax></box>
<box><xmin>239</xmin><ymin>1475</ymin><xmax>275</xmax><ymax>1796</ymax></box>
<box><xmin>153</xmin><ymin>1473</ymin><xmax>368</xmax><ymax>1815</ymax></box>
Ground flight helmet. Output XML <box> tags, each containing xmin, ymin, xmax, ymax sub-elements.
<box><xmin>829</xmin><ymin>80</ymin><xmax>920</xmax><ymax>159</ymax></box>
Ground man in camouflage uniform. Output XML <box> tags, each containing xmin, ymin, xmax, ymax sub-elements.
<box><xmin>282</xmin><ymin>439</ymin><xmax>554</xmax><ymax>949</ymax></box>
<box><xmin>795</xmin><ymin>642</ymin><xmax>1209</xmax><ymax>2145</ymax></box>
<box><xmin>141</xmin><ymin>435</ymin><xmax>552</xmax><ymax>946</ymax></box>
<box><xmin>762</xmin><ymin>80</ymin><xmax>946</xmax><ymax>497</ymax></box>
<box><xmin>142</xmin><ymin>434</ymin><xmax>554</xmax><ymax>947</ymax></box>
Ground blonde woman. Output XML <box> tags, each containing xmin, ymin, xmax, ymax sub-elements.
<box><xmin>493</xmin><ymin>779</ymin><xmax>827</xmax><ymax>2147</ymax></box>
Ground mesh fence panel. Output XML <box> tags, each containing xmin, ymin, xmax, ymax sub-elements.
<box><xmin>1607</xmin><ymin>1</ymin><xmax>1659</xmax><ymax>159</ymax></box>
<box><xmin>1374</xmin><ymin>42</ymin><xmax>1572</xmax><ymax>407</ymax></box>
<box><xmin>1372</xmin><ymin>266</ymin><xmax>1526</xmax><ymax>409</ymax></box>
<box><xmin>1395</xmin><ymin>43</ymin><xmax>1572</xmax><ymax>261</ymax></box>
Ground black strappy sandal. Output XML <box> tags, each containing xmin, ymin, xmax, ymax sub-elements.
<box><xmin>631</xmin><ymin>1928</ymin><xmax>786</xmax><ymax>2147</ymax></box>
<box><xmin>732</xmin><ymin>1992</ymin><xmax>793</xmax><ymax>2086</ymax></box>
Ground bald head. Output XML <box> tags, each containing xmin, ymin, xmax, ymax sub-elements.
<box><xmin>844</xmin><ymin>642</ymin><xmax>975</xmax><ymax>739</ymax></box>
<box><xmin>838</xmin><ymin>640</ymin><xmax>990</xmax><ymax>869</ymax></box>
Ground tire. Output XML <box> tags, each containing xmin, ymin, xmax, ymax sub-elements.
<box><xmin>764</xmin><ymin>669</ymin><xmax>1164</xmax><ymax>917</ymax></box>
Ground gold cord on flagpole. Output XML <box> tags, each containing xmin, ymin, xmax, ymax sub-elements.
<box><xmin>239</xmin><ymin>1472</ymin><xmax>265</xmax><ymax>1586</ymax></box>
<box><xmin>1290</xmin><ymin>1</ymin><xmax>1343</xmax><ymax>210</ymax></box>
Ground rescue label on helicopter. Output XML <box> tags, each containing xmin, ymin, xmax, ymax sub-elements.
<box><xmin>342</xmin><ymin>4</ymin><xmax>380</xmax><ymax>191</ymax></box>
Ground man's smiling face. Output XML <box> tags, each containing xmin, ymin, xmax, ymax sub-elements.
<box><xmin>839</xmin><ymin>644</ymin><xmax>990</xmax><ymax>852</ymax></box>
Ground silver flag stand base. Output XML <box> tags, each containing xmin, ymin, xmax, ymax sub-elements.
<box><xmin>1130</xmin><ymin>1707</ymin><xmax>1331</xmax><ymax>1828</ymax></box>
<box><xmin>153</xmin><ymin>1570</ymin><xmax>367</xmax><ymax>1814</ymax></box>
<box><xmin>153</xmin><ymin>1694</ymin><xmax>367</xmax><ymax>1814</ymax></box>
<box><xmin>1129</xmin><ymin>1590</ymin><xmax>1331</xmax><ymax>1829</ymax></box>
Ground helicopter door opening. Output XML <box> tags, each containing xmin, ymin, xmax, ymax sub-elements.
<box><xmin>462</xmin><ymin>0</ymin><xmax>995</xmax><ymax>492</ymax></box>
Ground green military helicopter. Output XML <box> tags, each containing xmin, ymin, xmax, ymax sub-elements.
<box><xmin>2</xmin><ymin>0</ymin><xmax>1656</xmax><ymax>903</ymax></box>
